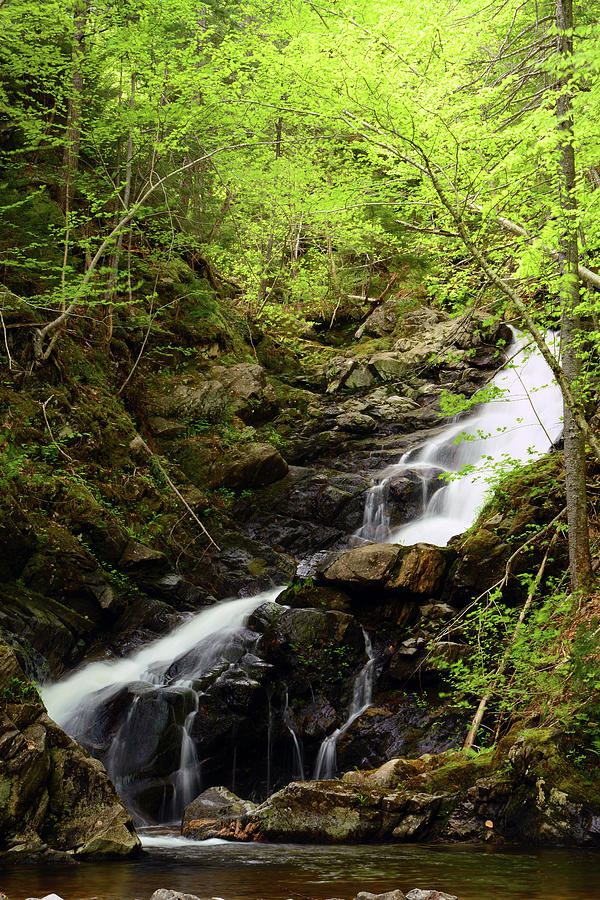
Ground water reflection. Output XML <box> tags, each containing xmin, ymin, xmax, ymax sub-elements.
<box><xmin>3</xmin><ymin>835</ymin><xmax>600</xmax><ymax>900</ymax></box>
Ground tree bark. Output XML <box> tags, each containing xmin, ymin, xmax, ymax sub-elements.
<box><xmin>59</xmin><ymin>0</ymin><xmax>88</xmax><ymax>217</ymax></box>
<box><xmin>104</xmin><ymin>71</ymin><xmax>136</xmax><ymax>348</ymax></box>
<box><xmin>555</xmin><ymin>0</ymin><xmax>592</xmax><ymax>591</ymax></box>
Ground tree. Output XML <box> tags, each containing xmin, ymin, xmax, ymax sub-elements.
<box><xmin>290</xmin><ymin>0</ymin><xmax>600</xmax><ymax>590</ymax></box>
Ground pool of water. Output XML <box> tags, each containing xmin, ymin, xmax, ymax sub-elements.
<box><xmin>3</xmin><ymin>830</ymin><xmax>600</xmax><ymax>900</ymax></box>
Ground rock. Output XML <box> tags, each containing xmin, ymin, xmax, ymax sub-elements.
<box><xmin>150</xmin><ymin>379</ymin><xmax>230</xmax><ymax>424</ymax></box>
<box><xmin>345</xmin><ymin>365</ymin><xmax>375</xmax><ymax>390</ymax></box>
<box><xmin>0</xmin><ymin>643</ymin><xmax>140</xmax><ymax>860</ymax></box>
<box><xmin>405</xmin><ymin>891</ymin><xmax>458</xmax><ymax>900</ymax></box>
<box><xmin>336</xmin><ymin>412</ymin><xmax>377</xmax><ymax>434</ymax></box>
<box><xmin>322</xmin><ymin>543</ymin><xmax>401</xmax><ymax>587</ymax></box>
<box><xmin>325</xmin><ymin>356</ymin><xmax>357</xmax><ymax>393</ymax></box>
<box><xmin>420</xmin><ymin>603</ymin><xmax>454</xmax><ymax>621</ymax></box>
<box><xmin>148</xmin><ymin>416</ymin><xmax>187</xmax><ymax>439</ymax></box>
<box><xmin>387</xmin><ymin>545</ymin><xmax>450</xmax><ymax>596</ymax></box>
<box><xmin>118</xmin><ymin>540</ymin><xmax>170</xmax><ymax>576</ymax></box>
<box><xmin>208</xmin><ymin>443</ymin><xmax>288</xmax><ymax>490</ymax></box>
<box><xmin>369</xmin><ymin>352</ymin><xmax>407</xmax><ymax>382</ymax></box>
<box><xmin>355</xmin><ymin>298</ymin><xmax>419</xmax><ymax>339</ymax></box>
<box><xmin>150</xmin><ymin>891</ymin><xmax>202</xmax><ymax>900</ymax></box>
<box><xmin>0</xmin><ymin>493</ymin><xmax>38</xmax><ymax>580</ymax></box>
<box><xmin>211</xmin><ymin>363</ymin><xmax>278</xmax><ymax>423</ymax></box>
<box><xmin>182</xmin><ymin>786</ymin><xmax>257</xmax><ymax>839</ymax></box>
<box><xmin>355</xmin><ymin>892</ymin><xmax>406</xmax><ymax>900</ymax></box>
<box><xmin>321</xmin><ymin>543</ymin><xmax>451</xmax><ymax>599</ymax></box>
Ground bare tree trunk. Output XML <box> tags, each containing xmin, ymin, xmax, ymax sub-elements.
<box><xmin>104</xmin><ymin>71</ymin><xmax>136</xmax><ymax>349</ymax></box>
<box><xmin>59</xmin><ymin>0</ymin><xmax>88</xmax><ymax>217</ymax></box>
<box><xmin>555</xmin><ymin>0</ymin><xmax>592</xmax><ymax>592</ymax></box>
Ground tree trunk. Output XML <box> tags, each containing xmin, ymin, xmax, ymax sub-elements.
<box><xmin>555</xmin><ymin>0</ymin><xmax>592</xmax><ymax>592</ymax></box>
<box><xmin>104</xmin><ymin>71</ymin><xmax>136</xmax><ymax>348</ymax></box>
<box><xmin>59</xmin><ymin>0</ymin><xmax>88</xmax><ymax>217</ymax></box>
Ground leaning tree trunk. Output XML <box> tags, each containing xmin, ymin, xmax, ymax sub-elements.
<box><xmin>555</xmin><ymin>0</ymin><xmax>592</xmax><ymax>592</ymax></box>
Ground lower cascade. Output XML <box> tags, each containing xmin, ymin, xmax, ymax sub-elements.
<box><xmin>42</xmin><ymin>328</ymin><xmax>564</xmax><ymax>826</ymax></box>
<box><xmin>43</xmin><ymin>589</ymin><xmax>283</xmax><ymax>823</ymax></box>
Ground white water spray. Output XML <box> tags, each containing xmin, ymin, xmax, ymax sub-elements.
<box><xmin>357</xmin><ymin>330</ymin><xmax>563</xmax><ymax>548</ymax></box>
<box><xmin>43</xmin><ymin>587</ymin><xmax>283</xmax><ymax>821</ymax></box>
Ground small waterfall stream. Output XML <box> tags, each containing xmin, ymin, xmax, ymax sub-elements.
<box><xmin>357</xmin><ymin>330</ymin><xmax>563</xmax><ymax>547</ymax></box>
<box><xmin>313</xmin><ymin>630</ymin><xmax>376</xmax><ymax>780</ymax></box>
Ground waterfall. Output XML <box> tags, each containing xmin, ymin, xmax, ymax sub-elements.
<box><xmin>43</xmin><ymin>587</ymin><xmax>283</xmax><ymax>823</ymax></box>
<box><xmin>313</xmin><ymin>629</ymin><xmax>376</xmax><ymax>780</ymax></box>
<box><xmin>357</xmin><ymin>329</ymin><xmax>563</xmax><ymax>548</ymax></box>
<box><xmin>40</xmin><ymin>325</ymin><xmax>566</xmax><ymax>824</ymax></box>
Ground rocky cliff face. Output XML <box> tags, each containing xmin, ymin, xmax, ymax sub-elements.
<box><xmin>0</xmin><ymin>295</ymin><xmax>576</xmax><ymax>846</ymax></box>
<box><xmin>0</xmin><ymin>642</ymin><xmax>140</xmax><ymax>861</ymax></box>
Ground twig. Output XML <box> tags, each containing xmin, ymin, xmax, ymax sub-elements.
<box><xmin>41</xmin><ymin>396</ymin><xmax>73</xmax><ymax>462</ymax></box>
<box><xmin>0</xmin><ymin>305</ymin><xmax>13</xmax><ymax>370</ymax></box>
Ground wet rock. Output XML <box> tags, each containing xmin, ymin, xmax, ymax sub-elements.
<box><xmin>355</xmin><ymin>891</ymin><xmax>407</xmax><ymax>900</ymax></box>
<box><xmin>233</xmin><ymin>466</ymin><xmax>370</xmax><ymax>556</ymax></box>
<box><xmin>321</xmin><ymin>543</ymin><xmax>452</xmax><ymax>599</ymax></box>
<box><xmin>278</xmin><ymin>582</ymin><xmax>353</xmax><ymax>613</ymax></box>
<box><xmin>208</xmin><ymin>443</ymin><xmax>288</xmax><ymax>490</ymax></box>
<box><xmin>335</xmin><ymin>694</ymin><xmax>466</xmax><ymax>769</ymax></box>
<box><xmin>0</xmin><ymin>643</ymin><xmax>140</xmax><ymax>861</ymax></box>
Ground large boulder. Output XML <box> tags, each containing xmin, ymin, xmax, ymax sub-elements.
<box><xmin>208</xmin><ymin>443</ymin><xmax>288</xmax><ymax>490</ymax></box>
<box><xmin>182</xmin><ymin>786</ymin><xmax>257</xmax><ymax>839</ymax></box>
<box><xmin>212</xmin><ymin>729</ymin><xmax>600</xmax><ymax>846</ymax></box>
<box><xmin>150</xmin><ymin>379</ymin><xmax>230</xmax><ymax>424</ymax></box>
<box><xmin>211</xmin><ymin>363</ymin><xmax>278</xmax><ymax>423</ymax></box>
<box><xmin>0</xmin><ymin>643</ymin><xmax>140</xmax><ymax>861</ymax></box>
<box><xmin>321</xmin><ymin>543</ymin><xmax>451</xmax><ymax>599</ymax></box>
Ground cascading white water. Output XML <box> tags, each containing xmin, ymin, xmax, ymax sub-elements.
<box><xmin>40</xmin><ymin>326</ymin><xmax>566</xmax><ymax>825</ymax></box>
<box><xmin>43</xmin><ymin>587</ymin><xmax>283</xmax><ymax>822</ymax></box>
<box><xmin>313</xmin><ymin>629</ymin><xmax>376</xmax><ymax>780</ymax></box>
<box><xmin>357</xmin><ymin>330</ymin><xmax>564</xmax><ymax>548</ymax></box>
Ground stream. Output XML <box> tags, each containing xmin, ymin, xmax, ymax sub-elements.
<box><xmin>15</xmin><ymin>330</ymin><xmax>589</xmax><ymax>900</ymax></box>
<box><xmin>3</xmin><ymin>833</ymin><xmax>600</xmax><ymax>900</ymax></box>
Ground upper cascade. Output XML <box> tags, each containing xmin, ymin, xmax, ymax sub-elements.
<box><xmin>357</xmin><ymin>328</ymin><xmax>563</xmax><ymax>547</ymax></box>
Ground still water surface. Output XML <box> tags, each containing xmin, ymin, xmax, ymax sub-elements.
<box><xmin>3</xmin><ymin>830</ymin><xmax>600</xmax><ymax>900</ymax></box>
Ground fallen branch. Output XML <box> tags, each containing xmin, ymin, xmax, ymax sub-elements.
<box><xmin>131</xmin><ymin>435</ymin><xmax>220</xmax><ymax>551</ymax></box>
